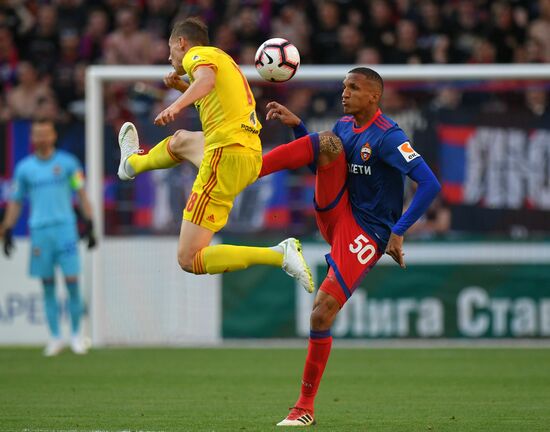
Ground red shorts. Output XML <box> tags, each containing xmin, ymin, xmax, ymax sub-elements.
<box><xmin>314</xmin><ymin>152</ymin><xmax>383</xmax><ymax>307</ymax></box>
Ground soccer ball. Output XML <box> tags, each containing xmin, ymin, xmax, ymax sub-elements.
<box><xmin>255</xmin><ymin>38</ymin><xmax>300</xmax><ymax>82</ymax></box>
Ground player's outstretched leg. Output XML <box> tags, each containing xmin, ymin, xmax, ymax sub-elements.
<box><xmin>118</xmin><ymin>123</ymin><xmax>204</xmax><ymax>181</ymax></box>
<box><xmin>190</xmin><ymin>237</ymin><xmax>314</xmax><ymax>293</ymax></box>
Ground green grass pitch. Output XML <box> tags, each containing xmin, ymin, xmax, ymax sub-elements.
<box><xmin>1</xmin><ymin>347</ymin><xmax>549</xmax><ymax>431</ymax></box>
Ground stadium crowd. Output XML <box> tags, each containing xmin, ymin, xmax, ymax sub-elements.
<box><xmin>1</xmin><ymin>0</ymin><xmax>549</xmax><ymax>122</ymax></box>
<box><xmin>1</xmin><ymin>0</ymin><xmax>549</xmax><ymax>239</ymax></box>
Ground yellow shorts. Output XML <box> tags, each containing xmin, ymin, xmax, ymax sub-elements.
<box><xmin>183</xmin><ymin>144</ymin><xmax>262</xmax><ymax>232</ymax></box>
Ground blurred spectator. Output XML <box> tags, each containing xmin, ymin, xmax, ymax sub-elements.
<box><xmin>431</xmin><ymin>35</ymin><xmax>453</xmax><ymax>64</ymax></box>
<box><xmin>468</xmin><ymin>38</ymin><xmax>497</xmax><ymax>64</ymax></box>
<box><xmin>406</xmin><ymin>195</ymin><xmax>451</xmax><ymax>239</ymax></box>
<box><xmin>80</xmin><ymin>8</ymin><xmax>109</xmax><ymax>63</ymax></box>
<box><xmin>449</xmin><ymin>0</ymin><xmax>484</xmax><ymax>62</ymax></box>
<box><xmin>213</xmin><ymin>23</ymin><xmax>239</xmax><ymax>59</ymax></box>
<box><xmin>487</xmin><ymin>1</ymin><xmax>526</xmax><ymax>63</ymax></box>
<box><xmin>333</xmin><ymin>24</ymin><xmax>364</xmax><ymax>64</ymax></box>
<box><xmin>528</xmin><ymin>0</ymin><xmax>550</xmax><ymax>62</ymax></box>
<box><xmin>54</xmin><ymin>0</ymin><xmax>88</xmax><ymax>33</ymax></box>
<box><xmin>386</xmin><ymin>19</ymin><xmax>429</xmax><ymax>64</ymax></box>
<box><xmin>0</xmin><ymin>0</ymin><xmax>34</xmax><ymax>38</ymax></box>
<box><xmin>143</xmin><ymin>0</ymin><xmax>178</xmax><ymax>40</ymax></box>
<box><xmin>310</xmin><ymin>1</ymin><xmax>341</xmax><ymax>63</ymax></box>
<box><xmin>104</xmin><ymin>7</ymin><xmax>153</xmax><ymax>65</ymax></box>
<box><xmin>270</xmin><ymin>4</ymin><xmax>310</xmax><ymax>61</ymax></box>
<box><xmin>66</xmin><ymin>62</ymin><xmax>87</xmax><ymax>119</ymax></box>
<box><xmin>417</xmin><ymin>0</ymin><xmax>450</xmax><ymax>55</ymax></box>
<box><xmin>22</xmin><ymin>4</ymin><xmax>59</xmax><ymax>75</ymax></box>
<box><xmin>363</xmin><ymin>0</ymin><xmax>396</xmax><ymax>56</ymax></box>
<box><xmin>176</xmin><ymin>0</ymin><xmax>224</xmax><ymax>31</ymax></box>
<box><xmin>238</xmin><ymin>44</ymin><xmax>257</xmax><ymax>65</ymax></box>
<box><xmin>233</xmin><ymin>6</ymin><xmax>267</xmax><ymax>48</ymax></box>
<box><xmin>53</xmin><ymin>30</ymin><xmax>82</xmax><ymax>110</ymax></box>
<box><xmin>6</xmin><ymin>61</ymin><xmax>54</xmax><ymax>120</ymax></box>
<box><xmin>0</xmin><ymin>25</ymin><xmax>18</xmax><ymax>91</ymax></box>
<box><xmin>356</xmin><ymin>46</ymin><xmax>382</xmax><ymax>65</ymax></box>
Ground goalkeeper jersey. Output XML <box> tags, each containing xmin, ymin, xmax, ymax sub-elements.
<box><xmin>11</xmin><ymin>150</ymin><xmax>83</xmax><ymax>229</ymax></box>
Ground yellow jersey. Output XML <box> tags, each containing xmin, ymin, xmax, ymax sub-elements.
<box><xmin>182</xmin><ymin>46</ymin><xmax>262</xmax><ymax>151</ymax></box>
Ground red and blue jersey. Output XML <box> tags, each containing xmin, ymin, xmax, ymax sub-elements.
<box><xmin>332</xmin><ymin>109</ymin><xmax>424</xmax><ymax>247</ymax></box>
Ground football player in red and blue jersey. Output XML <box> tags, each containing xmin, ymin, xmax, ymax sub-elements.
<box><xmin>260</xmin><ymin>67</ymin><xmax>441</xmax><ymax>427</ymax></box>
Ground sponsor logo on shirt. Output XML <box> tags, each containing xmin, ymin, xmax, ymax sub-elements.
<box><xmin>348</xmin><ymin>163</ymin><xmax>371</xmax><ymax>175</ymax></box>
<box><xmin>360</xmin><ymin>142</ymin><xmax>372</xmax><ymax>161</ymax></box>
<box><xmin>241</xmin><ymin>123</ymin><xmax>259</xmax><ymax>134</ymax></box>
<box><xmin>397</xmin><ymin>142</ymin><xmax>420</xmax><ymax>162</ymax></box>
<box><xmin>53</xmin><ymin>165</ymin><xmax>62</xmax><ymax>176</ymax></box>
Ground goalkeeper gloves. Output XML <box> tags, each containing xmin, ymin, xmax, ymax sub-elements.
<box><xmin>3</xmin><ymin>228</ymin><xmax>14</xmax><ymax>257</ymax></box>
<box><xmin>81</xmin><ymin>218</ymin><xmax>97</xmax><ymax>250</ymax></box>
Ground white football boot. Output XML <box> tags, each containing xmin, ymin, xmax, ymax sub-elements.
<box><xmin>70</xmin><ymin>336</ymin><xmax>89</xmax><ymax>355</ymax></box>
<box><xmin>117</xmin><ymin>121</ymin><xmax>142</xmax><ymax>180</ymax></box>
<box><xmin>43</xmin><ymin>339</ymin><xmax>65</xmax><ymax>357</ymax></box>
<box><xmin>279</xmin><ymin>238</ymin><xmax>315</xmax><ymax>293</ymax></box>
<box><xmin>277</xmin><ymin>407</ymin><xmax>316</xmax><ymax>427</ymax></box>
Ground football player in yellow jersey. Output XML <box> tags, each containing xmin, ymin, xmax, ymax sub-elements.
<box><xmin>116</xmin><ymin>17</ymin><xmax>314</xmax><ymax>292</ymax></box>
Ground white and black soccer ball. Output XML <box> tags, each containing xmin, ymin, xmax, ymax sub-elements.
<box><xmin>254</xmin><ymin>38</ymin><xmax>300</xmax><ymax>82</ymax></box>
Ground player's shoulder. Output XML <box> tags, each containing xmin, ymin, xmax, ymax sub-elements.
<box><xmin>334</xmin><ymin>115</ymin><xmax>355</xmax><ymax>129</ymax></box>
<box><xmin>15</xmin><ymin>154</ymin><xmax>36</xmax><ymax>172</ymax></box>
<box><xmin>187</xmin><ymin>45</ymin><xmax>218</xmax><ymax>60</ymax></box>
<box><xmin>372</xmin><ymin>112</ymin><xmax>397</xmax><ymax>133</ymax></box>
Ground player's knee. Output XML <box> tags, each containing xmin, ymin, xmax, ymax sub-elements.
<box><xmin>177</xmin><ymin>251</ymin><xmax>194</xmax><ymax>273</ymax></box>
<box><xmin>171</xmin><ymin>129</ymin><xmax>193</xmax><ymax>153</ymax></box>
<box><xmin>310</xmin><ymin>302</ymin><xmax>337</xmax><ymax>331</ymax></box>
<box><xmin>318</xmin><ymin>131</ymin><xmax>343</xmax><ymax>165</ymax></box>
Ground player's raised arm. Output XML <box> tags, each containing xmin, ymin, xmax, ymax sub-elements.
<box><xmin>266</xmin><ymin>102</ymin><xmax>301</xmax><ymax>126</ymax></box>
<box><xmin>266</xmin><ymin>101</ymin><xmax>309</xmax><ymax>138</ymax></box>
<box><xmin>154</xmin><ymin>66</ymin><xmax>215</xmax><ymax>126</ymax></box>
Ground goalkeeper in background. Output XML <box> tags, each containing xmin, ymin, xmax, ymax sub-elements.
<box><xmin>0</xmin><ymin>119</ymin><xmax>96</xmax><ymax>357</ymax></box>
<box><xmin>116</xmin><ymin>17</ymin><xmax>313</xmax><ymax>292</ymax></box>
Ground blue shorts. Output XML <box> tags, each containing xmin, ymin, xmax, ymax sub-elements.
<box><xmin>29</xmin><ymin>223</ymin><xmax>80</xmax><ymax>279</ymax></box>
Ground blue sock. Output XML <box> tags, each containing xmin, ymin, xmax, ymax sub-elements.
<box><xmin>42</xmin><ymin>281</ymin><xmax>60</xmax><ymax>338</ymax></box>
<box><xmin>66</xmin><ymin>281</ymin><xmax>82</xmax><ymax>335</ymax></box>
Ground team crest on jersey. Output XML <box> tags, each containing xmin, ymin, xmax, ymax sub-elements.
<box><xmin>53</xmin><ymin>165</ymin><xmax>62</xmax><ymax>176</ymax></box>
<box><xmin>249</xmin><ymin>111</ymin><xmax>257</xmax><ymax>127</ymax></box>
<box><xmin>397</xmin><ymin>142</ymin><xmax>420</xmax><ymax>162</ymax></box>
<box><xmin>360</xmin><ymin>143</ymin><xmax>372</xmax><ymax>161</ymax></box>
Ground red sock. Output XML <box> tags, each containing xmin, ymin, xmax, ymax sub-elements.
<box><xmin>295</xmin><ymin>331</ymin><xmax>333</xmax><ymax>412</ymax></box>
<box><xmin>259</xmin><ymin>134</ymin><xmax>317</xmax><ymax>178</ymax></box>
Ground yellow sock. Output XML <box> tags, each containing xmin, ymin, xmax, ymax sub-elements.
<box><xmin>192</xmin><ymin>245</ymin><xmax>283</xmax><ymax>275</ymax></box>
<box><xmin>127</xmin><ymin>136</ymin><xmax>182</xmax><ymax>175</ymax></box>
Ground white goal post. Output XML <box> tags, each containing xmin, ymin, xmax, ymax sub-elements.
<box><xmin>84</xmin><ymin>64</ymin><xmax>550</xmax><ymax>346</ymax></box>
